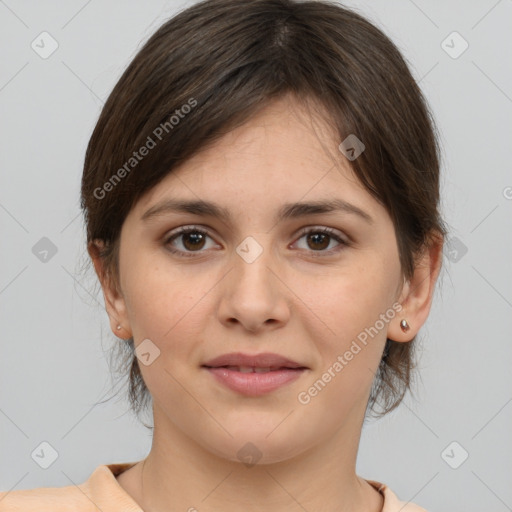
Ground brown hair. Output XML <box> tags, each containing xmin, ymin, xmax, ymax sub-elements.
<box><xmin>81</xmin><ymin>0</ymin><xmax>446</xmax><ymax>423</ymax></box>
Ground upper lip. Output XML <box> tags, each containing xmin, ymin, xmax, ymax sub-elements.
<box><xmin>202</xmin><ymin>352</ymin><xmax>307</xmax><ymax>369</ymax></box>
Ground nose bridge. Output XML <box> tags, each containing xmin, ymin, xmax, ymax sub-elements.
<box><xmin>232</xmin><ymin>234</ymin><xmax>277</xmax><ymax>295</ymax></box>
<box><xmin>218</xmin><ymin>234</ymin><xmax>290</xmax><ymax>330</ymax></box>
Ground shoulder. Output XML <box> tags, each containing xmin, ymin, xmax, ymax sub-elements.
<box><xmin>0</xmin><ymin>463</ymin><xmax>141</xmax><ymax>512</ymax></box>
<box><xmin>0</xmin><ymin>483</ymin><xmax>90</xmax><ymax>511</ymax></box>
<box><xmin>366</xmin><ymin>479</ymin><xmax>429</xmax><ymax>512</ymax></box>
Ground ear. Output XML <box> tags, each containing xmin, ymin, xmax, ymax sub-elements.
<box><xmin>88</xmin><ymin>240</ymin><xmax>132</xmax><ymax>340</ymax></box>
<box><xmin>388</xmin><ymin>232</ymin><xmax>444</xmax><ymax>342</ymax></box>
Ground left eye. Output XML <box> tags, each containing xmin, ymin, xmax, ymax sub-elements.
<box><xmin>294</xmin><ymin>227</ymin><xmax>347</xmax><ymax>253</ymax></box>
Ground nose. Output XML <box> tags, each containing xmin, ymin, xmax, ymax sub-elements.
<box><xmin>217</xmin><ymin>241</ymin><xmax>291</xmax><ymax>333</ymax></box>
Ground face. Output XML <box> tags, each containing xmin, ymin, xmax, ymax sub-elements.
<box><xmin>108</xmin><ymin>95</ymin><xmax>408</xmax><ymax>464</ymax></box>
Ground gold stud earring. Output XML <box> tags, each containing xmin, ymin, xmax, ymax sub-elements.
<box><xmin>400</xmin><ymin>319</ymin><xmax>410</xmax><ymax>333</ymax></box>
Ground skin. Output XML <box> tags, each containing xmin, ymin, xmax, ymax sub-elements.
<box><xmin>90</xmin><ymin>93</ymin><xmax>443</xmax><ymax>512</ymax></box>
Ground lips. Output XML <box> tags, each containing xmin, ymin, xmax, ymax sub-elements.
<box><xmin>202</xmin><ymin>352</ymin><xmax>308</xmax><ymax>396</ymax></box>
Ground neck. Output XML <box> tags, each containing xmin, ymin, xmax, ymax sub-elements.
<box><xmin>123</xmin><ymin>406</ymin><xmax>383</xmax><ymax>512</ymax></box>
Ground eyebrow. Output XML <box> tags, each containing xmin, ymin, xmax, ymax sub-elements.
<box><xmin>141</xmin><ymin>198</ymin><xmax>373</xmax><ymax>224</ymax></box>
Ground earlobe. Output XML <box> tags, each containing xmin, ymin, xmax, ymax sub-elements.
<box><xmin>388</xmin><ymin>233</ymin><xmax>444</xmax><ymax>343</ymax></box>
<box><xmin>88</xmin><ymin>240</ymin><xmax>132</xmax><ymax>339</ymax></box>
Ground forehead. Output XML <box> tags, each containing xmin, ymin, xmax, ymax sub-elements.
<box><xmin>130</xmin><ymin>95</ymin><xmax>380</xmax><ymax>223</ymax></box>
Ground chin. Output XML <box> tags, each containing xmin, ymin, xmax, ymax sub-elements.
<box><xmin>198</xmin><ymin>424</ymin><xmax>313</xmax><ymax>467</ymax></box>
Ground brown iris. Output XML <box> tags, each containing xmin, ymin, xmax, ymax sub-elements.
<box><xmin>307</xmin><ymin>232</ymin><xmax>330</xmax><ymax>251</ymax></box>
<box><xmin>182</xmin><ymin>231</ymin><xmax>207</xmax><ymax>251</ymax></box>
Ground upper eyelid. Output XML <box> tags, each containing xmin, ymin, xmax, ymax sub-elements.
<box><xmin>296</xmin><ymin>225</ymin><xmax>349</xmax><ymax>242</ymax></box>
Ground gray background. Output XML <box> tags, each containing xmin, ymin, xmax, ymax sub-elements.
<box><xmin>1</xmin><ymin>1</ymin><xmax>511</xmax><ymax>510</ymax></box>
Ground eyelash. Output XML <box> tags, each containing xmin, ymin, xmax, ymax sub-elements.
<box><xmin>163</xmin><ymin>225</ymin><xmax>350</xmax><ymax>258</ymax></box>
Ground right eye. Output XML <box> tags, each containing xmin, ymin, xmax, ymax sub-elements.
<box><xmin>164</xmin><ymin>226</ymin><xmax>219</xmax><ymax>257</ymax></box>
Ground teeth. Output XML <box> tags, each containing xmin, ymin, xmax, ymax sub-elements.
<box><xmin>254</xmin><ymin>367</ymin><xmax>271</xmax><ymax>373</ymax></box>
<box><xmin>225</xmin><ymin>366</ymin><xmax>274</xmax><ymax>373</ymax></box>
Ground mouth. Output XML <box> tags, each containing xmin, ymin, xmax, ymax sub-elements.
<box><xmin>201</xmin><ymin>352</ymin><xmax>308</xmax><ymax>396</ymax></box>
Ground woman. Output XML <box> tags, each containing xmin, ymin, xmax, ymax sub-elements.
<box><xmin>0</xmin><ymin>0</ymin><xmax>445</xmax><ymax>510</ymax></box>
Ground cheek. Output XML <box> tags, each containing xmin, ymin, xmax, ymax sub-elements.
<box><xmin>127</xmin><ymin>279</ymin><xmax>207</xmax><ymax>350</ymax></box>
<box><xmin>303</xmin><ymin>255</ymin><xmax>399</xmax><ymax>345</ymax></box>
<box><xmin>293</xmin><ymin>253</ymin><xmax>401</xmax><ymax>412</ymax></box>
<box><xmin>120</xmin><ymin>255</ymin><xmax>223</xmax><ymax>390</ymax></box>
<box><xmin>294</xmin><ymin>269</ymin><xmax>393</xmax><ymax>420</ymax></box>
<box><xmin>121</xmin><ymin>246</ymin><xmax>200</xmax><ymax>336</ymax></box>
<box><xmin>120</xmin><ymin>262</ymin><xmax>209</xmax><ymax>406</ymax></box>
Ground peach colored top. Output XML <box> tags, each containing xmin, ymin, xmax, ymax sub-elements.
<box><xmin>0</xmin><ymin>462</ymin><xmax>427</xmax><ymax>511</ymax></box>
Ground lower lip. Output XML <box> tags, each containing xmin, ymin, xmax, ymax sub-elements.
<box><xmin>204</xmin><ymin>367</ymin><xmax>305</xmax><ymax>396</ymax></box>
